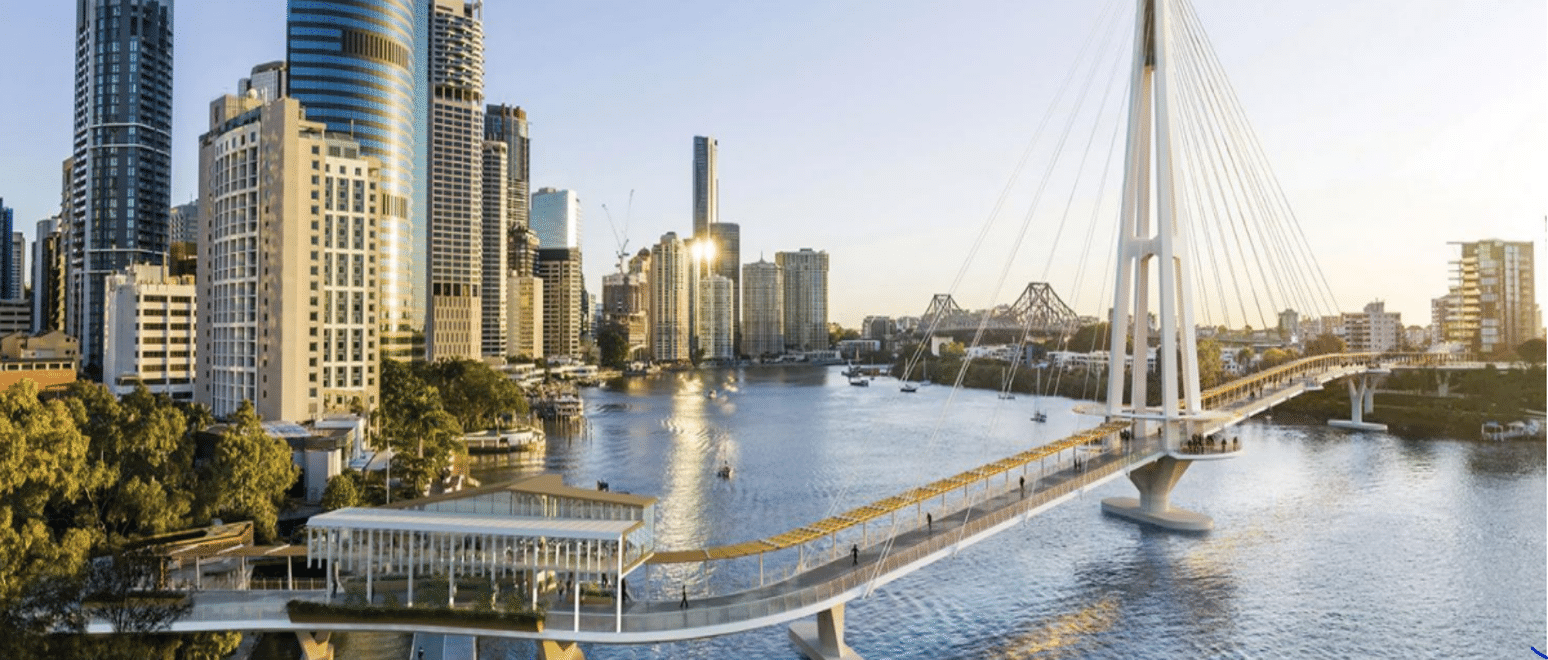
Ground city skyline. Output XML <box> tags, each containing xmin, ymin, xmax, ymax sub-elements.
<box><xmin>0</xmin><ymin>1</ymin><xmax>1542</xmax><ymax>329</ymax></box>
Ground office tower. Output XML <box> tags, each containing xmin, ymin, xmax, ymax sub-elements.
<box><xmin>536</xmin><ymin>249</ymin><xmax>582</xmax><ymax>358</ymax></box>
<box><xmin>66</xmin><ymin>0</ymin><xmax>175</xmax><ymax>376</ymax></box>
<box><xmin>480</xmin><ymin>141</ymin><xmax>509</xmax><ymax>357</ymax></box>
<box><xmin>1449</xmin><ymin>239</ymin><xmax>1539</xmax><ymax>355</ymax></box>
<box><xmin>743</xmin><ymin>259</ymin><xmax>783</xmax><ymax>357</ymax></box>
<box><xmin>533</xmin><ymin>188</ymin><xmax>583</xmax><ymax>358</ymax></box>
<box><xmin>0</xmin><ymin>201</ymin><xmax>13</xmax><ymax>300</ymax></box>
<box><xmin>692</xmin><ymin>136</ymin><xmax>718</xmax><ymax>237</ymax></box>
<box><xmin>709</xmin><ymin>222</ymin><xmax>741</xmax><ymax>354</ymax></box>
<box><xmin>169</xmin><ymin>201</ymin><xmax>199</xmax><ymax>245</ymax></box>
<box><xmin>650</xmin><ymin>233</ymin><xmax>690</xmax><ymax>362</ymax></box>
<box><xmin>1340</xmin><ymin>301</ymin><xmax>1401</xmax><ymax>352</ymax></box>
<box><xmin>288</xmin><ymin>0</ymin><xmax>426</xmax><ymax>360</ymax></box>
<box><xmin>486</xmin><ymin>105</ymin><xmax>539</xmax><ymax>358</ymax></box>
<box><xmin>238</xmin><ymin>61</ymin><xmax>288</xmax><ymax>102</ymax></box>
<box><xmin>424</xmin><ymin>0</ymin><xmax>485</xmax><ymax>361</ymax></box>
<box><xmin>485</xmin><ymin>105</ymin><xmax>534</xmax><ymax>273</ymax></box>
<box><xmin>33</xmin><ymin>218</ymin><xmax>66</xmax><ymax>334</ymax></box>
<box><xmin>777</xmin><ymin>248</ymin><xmax>829</xmax><ymax>351</ymax></box>
<box><xmin>532</xmin><ymin>188</ymin><xmax>581</xmax><ymax>250</ymax></box>
<box><xmin>7</xmin><ymin>233</ymin><xmax>22</xmax><ymax>301</ymax></box>
<box><xmin>102</xmin><ymin>264</ymin><xmax>195</xmax><ymax>400</ymax></box>
<box><xmin>700</xmin><ymin>274</ymin><xmax>733</xmax><ymax>361</ymax></box>
<box><xmin>198</xmin><ymin>94</ymin><xmax>381</xmax><ymax>422</ymax></box>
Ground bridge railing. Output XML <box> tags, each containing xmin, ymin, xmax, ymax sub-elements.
<box><xmin>1200</xmin><ymin>352</ymin><xmax>1459</xmax><ymax>411</ymax></box>
<box><xmin>550</xmin><ymin>436</ymin><xmax>1164</xmax><ymax>634</ymax></box>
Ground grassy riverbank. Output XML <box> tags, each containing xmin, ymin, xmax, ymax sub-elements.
<box><xmin>1270</xmin><ymin>365</ymin><xmax>1546</xmax><ymax>440</ymax></box>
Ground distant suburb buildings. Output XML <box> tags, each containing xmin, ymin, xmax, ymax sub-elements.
<box><xmin>1432</xmin><ymin>239</ymin><xmax>1539</xmax><ymax>356</ymax></box>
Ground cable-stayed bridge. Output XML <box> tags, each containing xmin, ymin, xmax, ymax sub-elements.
<box><xmin>84</xmin><ymin>1</ymin><xmax>1434</xmax><ymax>658</ymax></box>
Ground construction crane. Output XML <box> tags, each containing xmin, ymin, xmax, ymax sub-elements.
<box><xmin>600</xmin><ymin>189</ymin><xmax>634</xmax><ymax>273</ymax></box>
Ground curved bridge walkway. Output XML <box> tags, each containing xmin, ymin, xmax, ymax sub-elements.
<box><xmin>94</xmin><ymin>353</ymin><xmax>1453</xmax><ymax>653</ymax></box>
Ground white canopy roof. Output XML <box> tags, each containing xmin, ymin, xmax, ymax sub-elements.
<box><xmin>310</xmin><ymin>507</ymin><xmax>641</xmax><ymax>542</ymax></box>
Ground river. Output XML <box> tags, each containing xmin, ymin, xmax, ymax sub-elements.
<box><xmin>465</xmin><ymin>365</ymin><xmax>1544</xmax><ymax>659</ymax></box>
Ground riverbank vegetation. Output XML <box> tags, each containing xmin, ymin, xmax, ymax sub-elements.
<box><xmin>1271</xmin><ymin>365</ymin><xmax>1547</xmax><ymax>440</ymax></box>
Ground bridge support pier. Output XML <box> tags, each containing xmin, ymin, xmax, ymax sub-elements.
<box><xmin>537</xmin><ymin>639</ymin><xmax>585</xmax><ymax>660</ymax></box>
<box><xmin>1101</xmin><ymin>455</ymin><xmax>1212</xmax><ymax>531</ymax></box>
<box><xmin>790</xmin><ymin>603</ymin><xmax>863</xmax><ymax>660</ymax></box>
<box><xmin>1329</xmin><ymin>371</ymin><xmax>1389</xmax><ymax>432</ymax></box>
<box><xmin>295</xmin><ymin>631</ymin><xmax>333</xmax><ymax>660</ymax></box>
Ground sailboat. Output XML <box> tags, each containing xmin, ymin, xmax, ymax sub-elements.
<box><xmin>1029</xmin><ymin>360</ymin><xmax>1047</xmax><ymax>422</ymax></box>
<box><xmin>901</xmin><ymin>360</ymin><xmax>928</xmax><ymax>392</ymax></box>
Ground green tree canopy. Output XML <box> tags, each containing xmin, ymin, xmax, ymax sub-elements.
<box><xmin>320</xmin><ymin>472</ymin><xmax>364</xmax><ymax>511</ymax></box>
<box><xmin>415</xmin><ymin>359</ymin><xmax>527</xmax><ymax>432</ymax></box>
<box><xmin>1516</xmin><ymin>338</ymin><xmax>1546</xmax><ymax>365</ymax></box>
<box><xmin>1305</xmin><ymin>333</ymin><xmax>1346</xmax><ymax>356</ymax></box>
<box><xmin>196</xmin><ymin>401</ymin><xmax>297</xmax><ymax>542</ymax></box>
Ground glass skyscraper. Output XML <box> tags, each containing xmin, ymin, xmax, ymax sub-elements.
<box><xmin>68</xmin><ymin>0</ymin><xmax>175</xmax><ymax>376</ymax></box>
<box><xmin>287</xmin><ymin>0</ymin><xmax>428</xmax><ymax>359</ymax></box>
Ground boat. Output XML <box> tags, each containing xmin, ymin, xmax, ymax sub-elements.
<box><xmin>706</xmin><ymin>389</ymin><xmax>718</xmax><ymax>399</ymax></box>
<box><xmin>900</xmin><ymin>382</ymin><xmax>918</xmax><ymax>393</ymax></box>
<box><xmin>999</xmin><ymin>393</ymin><xmax>1017</xmax><ymax>400</ymax></box>
<box><xmin>848</xmin><ymin>375</ymin><xmax>870</xmax><ymax>387</ymax></box>
<box><xmin>1031</xmin><ymin>411</ymin><xmax>1047</xmax><ymax>423</ymax></box>
<box><xmin>716</xmin><ymin>464</ymin><xmax>734</xmax><ymax>479</ymax></box>
<box><xmin>1482</xmin><ymin>419</ymin><xmax>1543</xmax><ymax>441</ymax></box>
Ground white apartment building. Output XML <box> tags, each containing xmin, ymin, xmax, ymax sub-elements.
<box><xmin>742</xmin><ymin>259</ymin><xmax>783</xmax><ymax>357</ymax></box>
<box><xmin>103</xmin><ymin>264</ymin><xmax>196</xmax><ymax>400</ymax></box>
<box><xmin>700</xmin><ymin>274</ymin><xmax>733</xmax><ymax>361</ymax></box>
<box><xmin>198</xmin><ymin>94</ymin><xmax>380</xmax><ymax>422</ymax></box>
<box><xmin>650</xmin><ymin>233</ymin><xmax>690</xmax><ymax>362</ymax></box>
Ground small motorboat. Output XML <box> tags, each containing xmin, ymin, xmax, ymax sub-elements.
<box><xmin>716</xmin><ymin>464</ymin><xmax>734</xmax><ymax>479</ymax></box>
<box><xmin>1030</xmin><ymin>411</ymin><xmax>1048</xmax><ymax>423</ymax></box>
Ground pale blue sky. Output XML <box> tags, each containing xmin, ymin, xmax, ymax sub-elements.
<box><xmin>0</xmin><ymin>1</ymin><xmax>1542</xmax><ymax>328</ymax></box>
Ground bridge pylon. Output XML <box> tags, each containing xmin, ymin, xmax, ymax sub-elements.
<box><xmin>790</xmin><ymin>603</ymin><xmax>862</xmax><ymax>660</ymax></box>
<box><xmin>1097</xmin><ymin>0</ymin><xmax>1227</xmax><ymax>531</ymax></box>
<box><xmin>1328</xmin><ymin>366</ymin><xmax>1391</xmax><ymax>432</ymax></box>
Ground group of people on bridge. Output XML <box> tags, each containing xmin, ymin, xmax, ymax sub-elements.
<box><xmin>1181</xmin><ymin>433</ymin><xmax>1238</xmax><ymax>454</ymax></box>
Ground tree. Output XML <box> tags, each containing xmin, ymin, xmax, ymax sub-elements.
<box><xmin>596</xmin><ymin>321</ymin><xmax>630</xmax><ymax>369</ymax></box>
<box><xmin>938</xmin><ymin>341</ymin><xmax>967</xmax><ymax>360</ymax></box>
<box><xmin>416</xmin><ymin>359</ymin><xmax>527</xmax><ymax>432</ymax></box>
<box><xmin>1196</xmin><ymin>339</ymin><xmax>1225</xmax><ymax>389</ymax></box>
<box><xmin>320</xmin><ymin>473</ymin><xmax>364</xmax><ymax>511</ymax></box>
<box><xmin>66</xmin><ymin>383</ymin><xmax>196</xmax><ymax>543</ymax></box>
<box><xmin>1067</xmin><ymin>323</ymin><xmax>1115</xmax><ymax>352</ymax></box>
<box><xmin>197</xmin><ymin>402</ymin><xmax>297</xmax><ymax>542</ymax></box>
<box><xmin>1516</xmin><ymin>338</ymin><xmax>1546</xmax><ymax>365</ymax></box>
<box><xmin>1305</xmin><ymin>333</ymin><xmax>1346</xmax><ymax>356</ymax></box>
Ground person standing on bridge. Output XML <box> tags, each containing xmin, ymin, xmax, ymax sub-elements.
<box><xmin>852</xmin><ymin>544</ymin><xmax>859</xmax><ymax>566</ymax></box>
<box><xmin>680</xmin><ymin>585</ymin><xmax>689</xmax><ymax>609</ymax></box>
<box><xmin>926</xmin><ymin>513</ymin><xmax>933</xmax><ymax>533</ymax></box>
<box><xmin>1019</xmin><ymin>475</ymin><xmax>1026</xmax><ymax>497</ymax></box>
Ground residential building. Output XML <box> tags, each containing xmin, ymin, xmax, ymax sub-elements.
<box><xmin>485</xmin><ymin>105</ymin><xmax>535</xmax><ymax>273</ymax></box>
<box><xmin>33</xmin><ymin>218</ymin><xmax>66</xmax><ymax>334</ymax></box>
<box><xmin>197</xmin><ymin>94</ymin><xmax>381</xmax><ymax>422</ymax></box>
<box><xmin>66</xmin><ymin>0</ymin><xmax>175</xmax><ymax>378</ymax></box>
<box><xmin>0</xmin><ymin>300</ymin><xmax>31</xmax><ymax>336</ymax></box>
<box><xmin>1448</xmin><ymin>239</ymin><xmax>1539</xmax><ymax>355</ymax></box>
<box><xmin>102</xmin><ymin>264</ymin><xmax>195</xmax><ymax>400</ymax></box>
<box><xmin>777</xmin><ymin>248</ymin><xmax>829</xmax><ymax>351</ymax></box>
<box><xmin>650</xmin><ymin>233</ymin><xmax>690</xmax><ymax>361</ymax></box>
<box><xmin>536</xmin><ymin>249</ymin><xmax>582</xmax><ymax>358</ymax></box>
<box><xmin>700</xmin><ymin>274</ymin><xmax>733</xmax><ymax>361</ymax></box>
<box><xmin>602</xmin><ymin>249</ymin><xmax>650</xmax><ymax>360</ymax></box>
<box><xmin>505</xmin><ymin>272</ymin><xmax>543</xmax><ymax>359</ymax></box>
<box><xmin>0</xmin><ymin>330</ymin><xmax>79</xmax><ymax>391</ymax></box>
<box><xmin>1340</xmin><ymin>301</ymin><xmax>1401</xmax><ymax>353</ymax></box>
<box><xmin>287</xmin><ymin>0</ymin><xmax>424</xmax><ymax>360</ymax></box>
<box><xmin>0</xmin><ymin>201</ymin><xmax>14</xmax><ymax>300</ymax></box>
<box><xmin>709</xmin><ymin>222</ymin><xmax>741</xmax><ymax>353</ymax></box>
<box><xmin>485</xmin><ymin>105</ymin><xmax>538</xmax><ymax>357</ymax></box>
<box><xmin>426</xmin><ymin>0</ymin><xmax>485</xmax><ymax>361</ymax></box>
<box><xmin>693</xmin><ymin>136</ymin><xmax>718</xmax><ymax>237</ymax></box>
<box><xmin>169</xmin><ymin>201</ymin><xmax>200</xmax><ymax>246</ymax></box>
<box><xmin>1431</xmin><ymin>291</ymin><xmax>1464</xmax><ymax>347</ymax></box>
<box><xmin>742</xmin><ymin>259</ymin><xmax>783</xmax><ymax>357</ymax></box>
<box><xmin>480</xmin><ymin>141</ymin><xmax>509</xmax><ymax>358</ymax></box>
